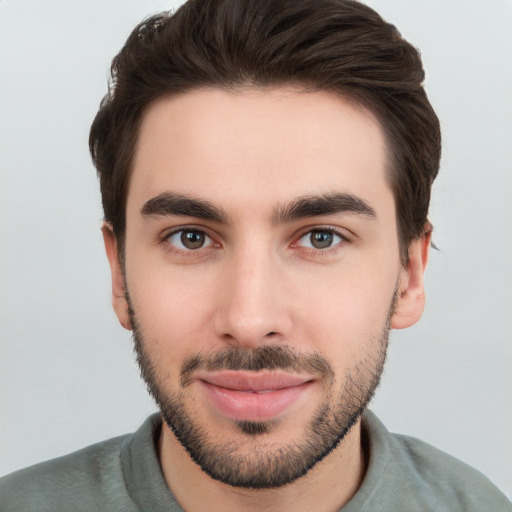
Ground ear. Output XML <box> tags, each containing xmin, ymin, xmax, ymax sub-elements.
<box><xmin>102</xmin><ymin>223</ymin><xmax>132</xmax><ymax>331</ymax></box>
<box><xmin>391</xmin><ymin>228</ymin><xmax>432</xmax><ymax>330</ymax></box>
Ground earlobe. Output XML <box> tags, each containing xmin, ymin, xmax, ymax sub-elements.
<box><xmin>101</xmin><ymin>223</ymin><xmax>132</xmax><ymax>331</ymax></box>
<box><xmin>391</xmin><ymin>228</ymin><xmax>432</xmax><ymax>330</ymax></box>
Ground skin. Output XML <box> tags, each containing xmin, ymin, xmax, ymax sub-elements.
<box><xmin>103</xmin><ymin>87</ymin><xmax>430</xmax><ymax>512</ymax></box>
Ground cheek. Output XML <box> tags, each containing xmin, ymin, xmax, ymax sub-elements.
<box><xmin>126</xmin><ymin>260</ymin><xmax>220</xmax><ymax>360</ymax></box>
<box><xmin>296</xmin><ymin>263</ymin><xmax>396</xmax><ymax>360</ymax></box>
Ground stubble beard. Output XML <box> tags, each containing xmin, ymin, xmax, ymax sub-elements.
<box><xmin>128</xmin><ymin>294</ymin><xmax>392</xmax><ymax>489</ymax></box>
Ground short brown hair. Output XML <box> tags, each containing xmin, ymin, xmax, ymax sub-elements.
<box><xmin>90</xmin><ymin>0</ymin><xmax>441</xmax><ymax>262</ymax></box>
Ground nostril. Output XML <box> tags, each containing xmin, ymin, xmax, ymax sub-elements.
<box><xmin>266</xmin><ymin>332</ymin><xmax>277</xmax><ymax>337</ymax></box>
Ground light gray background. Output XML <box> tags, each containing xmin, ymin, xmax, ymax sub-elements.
<box><xmin>1</xmin><ymin>0</ymin><xmax>511</xmax><ymax>499</ymax></box>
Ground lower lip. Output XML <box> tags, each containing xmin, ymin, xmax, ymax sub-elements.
<box><xmin>200</xmin><ymin>380</ymin><xmax>313</xmax><ymax>422</ymax></box>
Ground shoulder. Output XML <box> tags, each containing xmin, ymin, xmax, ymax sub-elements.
<box><xmin>0</xmin><ymin>434</ymin><xmax>133</xmax><ymax>511</ymax></box>
<box><xmin>391</xmin><ymin>432</ymin><xmax>510</xmax><ymax>510</ymax></box>
<box><xmin>351</xmin><ymin>411</ymin><xmax>511</xmax><ymax>512</ymax></box>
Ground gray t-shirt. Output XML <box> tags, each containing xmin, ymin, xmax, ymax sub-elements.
<box><xmin>0</xmin><ymin>411</ymin><xmax>509</xmax><ymax>511</ymax></box>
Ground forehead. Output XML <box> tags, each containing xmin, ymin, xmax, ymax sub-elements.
<box><xmin>128</xmin><ymin>87</ymin><xmax>392</xmax><ymax>220</ymax></box>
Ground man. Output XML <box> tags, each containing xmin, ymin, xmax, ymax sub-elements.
<box><xmin>0</xmin><ymin>0</ymin><xmax>510</xmax><ymax>510</ymax></box>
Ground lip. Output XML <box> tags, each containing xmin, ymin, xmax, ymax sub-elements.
<box><xmin>197</xmin><ymin>370</ymin><xmax>314</xmax><ymax>422</ymax></box>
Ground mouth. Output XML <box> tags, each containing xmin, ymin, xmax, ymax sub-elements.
<box><xmin>197</xmin><ymin>370</ymin><xmax>315</xmax><ymax>422</ymax></box>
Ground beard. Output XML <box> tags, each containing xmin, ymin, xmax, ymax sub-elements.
<box><xmin>128</xmin><ymin>293</ymin><xmax>392</xmax><ymax>489</ymax></box>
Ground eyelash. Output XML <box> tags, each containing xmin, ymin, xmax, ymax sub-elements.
<box><xmin>160</xmin><ymin>227</ymin><xmax>218</xmax><ymax>258</ymax></box>
<box><xmin>160</xmin><ymin>225</ymin><xmax>350</xmax><ymax>257</ymax></box>
<box><xmin>292</xmin><ymin>226</ymin><xmax>350</xmax><ymax>255</ymax></box>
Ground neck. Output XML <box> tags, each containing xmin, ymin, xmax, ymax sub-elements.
<box><xmin>158</xmin><ymin>419</ymin><xmax>367</xmax><ymax>512</ymax></box>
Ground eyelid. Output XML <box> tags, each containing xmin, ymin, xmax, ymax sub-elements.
<box><xmin>292</xmin><ymin>225</ymin><xmax>351</xmax><ymax>244</ymax></box>
<box><xmin>158</xmin><ymin>223</ymin><xmax>351</xmax><ymax>255</ymax></box>
<box><xmin>160</xmin><ymin>225</ymin><xmax>220</xmax><ymax>252</ymax></box>
<box><xmin>160</xmin><ymin>224</ymin><xmax>214</xmax><ymax>240</ymax></box>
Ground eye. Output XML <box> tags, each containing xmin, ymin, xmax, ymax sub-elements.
<box><xmin>166</xmin><ymin>229</ymin><xmax>214</xmax><ymax>251</ymax></box>
<box><xmin>296</xmin><ymin>229</ymin><xmax>345</xmax><ymax>250</ymax></box>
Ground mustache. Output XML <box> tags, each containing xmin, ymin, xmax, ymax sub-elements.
<box><xmin>180</xmin><ymin>345</ymin><xmax>334</xmax><ymax>387</ymax></box>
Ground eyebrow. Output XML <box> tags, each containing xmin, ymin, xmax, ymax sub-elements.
<box><xmin>141</xmin><ymin>192</ymin><xmax>230</xmax><ymax>223</ymax></box>
<box><xmin>272</xmin><ymin>193</ymin><xmax>376</xmax><ymax>224</ymax></box>
<box><xmin>140</xmin><ymin>191</ymin><xmax>376</xmax><ymax>225</ymax></box>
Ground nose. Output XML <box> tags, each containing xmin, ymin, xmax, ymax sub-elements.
<box><xmin>213</xmin><ymin>247</ymin><xmax>292</xmax><ymax>348</ymax></box>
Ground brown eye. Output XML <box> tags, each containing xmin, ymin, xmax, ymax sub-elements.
<box><xmin>181</xmin><ymin>231</ymin><xmax>205</xmax><ymax>249</ymax></box>
<box><xmin>167</xmin><ymin>229</ymin><xmax>212</xmax><ymax>250</ymax></box>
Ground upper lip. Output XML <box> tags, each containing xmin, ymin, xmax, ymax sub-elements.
<box><xmin>197</xmin><ymin>370</ymin><xmax>313</xmax><ymax>392</ymax></box>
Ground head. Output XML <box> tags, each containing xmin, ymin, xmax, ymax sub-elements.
<box><xmin>93</xmin><ymin>0</ymin><xmax>439</xmax><ymax>490</ymax></box>
<box><xmin>90</xmin><ymin>0</ymin><xmax>440</xmax><ymax>265</ymax></box>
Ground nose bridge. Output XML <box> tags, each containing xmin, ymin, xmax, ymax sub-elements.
<box><xmin>214</xmin><ymin>240</ymin><xmax>289</xmax><ymax>347</ymax></box>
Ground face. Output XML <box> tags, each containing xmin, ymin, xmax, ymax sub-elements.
<box><xmin>104</xmin><ymin>87</ymin><xmax>428</xmax><ymax>488</ymax></box>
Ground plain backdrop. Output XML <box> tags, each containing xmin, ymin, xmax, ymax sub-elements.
<box><xmin>1</xmin><ymin>0</ymin><xmax>511</xmax><ymax>499</ymax></box>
